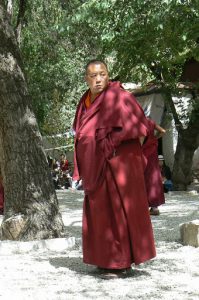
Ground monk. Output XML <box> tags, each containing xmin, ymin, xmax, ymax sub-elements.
<box><xmin>142</xmin><ymin>118</ymin><xmax>166</xmax><ymax>216</ymax></box>
<box><xmin>73</xmin><ymin>59</ymin><xmax>156</xmax><ymax>279</ymax></box>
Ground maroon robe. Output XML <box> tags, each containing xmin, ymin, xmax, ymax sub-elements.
<box><xmin>142</xmin><ymin>119</ymin><xmax>165</xmax><ymax>207</ymax></box>
<box><xmin>73</xmin><ymin>81</ymin><xmax>156</xmax><ymax>268</ymax></box>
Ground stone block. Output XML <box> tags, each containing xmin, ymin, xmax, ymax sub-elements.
<box><xmin>180</xmin><ymin>220</ymin><xmax>199</xmax><ymax>247</ymax></box>
<box><xmin>1</xmin><ymin>214</ymin><xmax>28</xmax><ymax>240</ymax></box>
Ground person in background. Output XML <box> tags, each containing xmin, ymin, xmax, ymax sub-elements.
<box><xmin>158</xmin><ymin>155</ymin><xmax>173</xmax><ymax>193</ymax></box>
<box><xmin>142</xmin><ymin>118</ymin><xmax>166</xmax><ymax>216</ymax></box>
<box><xmin>59</xmin><ymin>154</ymin><xmax>69</xmax><ymax>172</ymax></box>
<box><xmin>72</xmin><ymin>59</ymin><xmax>156</xmax><ymax>279</ymax></box>
<box><xmin>59</xmin><ymin>154</ymin><xmax>70</xmax><ymax>189</ymax></box>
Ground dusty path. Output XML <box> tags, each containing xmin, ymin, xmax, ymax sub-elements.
<box><xmin>0</xmin><ymin>189</ymin><xmax>199</xmax><ymax>300</ymax></box>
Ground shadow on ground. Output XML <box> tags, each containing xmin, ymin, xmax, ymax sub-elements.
<box><xmin>49</xmin><ymin>256</ymin><xmax>151</xmax><ymax>279</ymax></box>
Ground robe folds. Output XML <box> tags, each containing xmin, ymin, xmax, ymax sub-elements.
<box><xmin>142</xmin><ymin>119</ymin><xmax>165</xmax><ymax>208</ymax></box>
<box><xmin>73</xmin><ymin>81</ymin><xmax>156</xmax><ymax>268</ymax></box>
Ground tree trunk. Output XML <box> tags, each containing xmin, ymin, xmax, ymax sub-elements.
<box><xmin>163</xmin><ymin>87</ymin><xmax>199</xmax><ymax>191</ymax></box>
<box><xmin>0</xmin><ymin>2</ymin><xmax>64</xmax><ymax>240</ymax></box>
<box><xmin>15</xmin><ymin>0</ymin><xmax>26</xmax><ymax>45</ymax></box>
<box><xmin>172</xmin><ymin>129</ymin><xmax>199</xmax><ymax>190</ymax></box>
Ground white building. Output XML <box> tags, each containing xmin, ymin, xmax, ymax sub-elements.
<box><xmin>123</xmin><ymin>83</ymin><xmax>199</xmax><ymax>172</ymax></box>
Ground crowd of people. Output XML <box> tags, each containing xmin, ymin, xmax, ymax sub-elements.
<box><xmin>47</xmin><ymin>153</ymin><xmax>82</xmax><ymax>191</ymax></box>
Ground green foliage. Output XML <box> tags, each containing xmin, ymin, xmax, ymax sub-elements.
<box><xmin>20</xmin><ymin>0</ymin><xmax>90</xmax><ymax>136</ymax></box>
<box><xmin>72</xmin><ymin>0</ymin><xmax>199</xmax><ymax>84</ymax></box>
<box><xmin>12</xmin><ymin>0</ymin><xmax>199</xmax><ymax>140</ymax></box>
<box><xmin>69</xmin><ymin>0</ymin><xmax>199</xmax><ymax>130</ymax></box>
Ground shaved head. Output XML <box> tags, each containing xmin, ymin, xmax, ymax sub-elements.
<box><xmin>85</xmin><ymin>59</ymin><xmax>108</xmax><ymax>74</ymax></box>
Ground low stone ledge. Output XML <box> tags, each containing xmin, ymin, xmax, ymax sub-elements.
<box><xmin>0</xmin><ymin>236</ymin><xmax>76</xmax><ymax>255</ymax></box>
<box><xmin>180</xmin><ymin>220</ymin><xmax>199</xmax><ymax>247</ymax></box>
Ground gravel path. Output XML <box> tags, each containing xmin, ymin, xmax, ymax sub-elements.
<box><xmin>0</xmin><ymin>189</ymin><xmax>199</xmax><ymax>300</ymax></box>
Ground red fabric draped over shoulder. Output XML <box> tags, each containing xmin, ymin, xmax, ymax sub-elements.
<box><xmin>73</xmin><ymin>81</ymin><xmax>148</xmax><ymax>194</ymax></box>
<box><xmin>73</xmin><ymin>81</ymin><xmax>156</xmax><ymax>267</ymax></box>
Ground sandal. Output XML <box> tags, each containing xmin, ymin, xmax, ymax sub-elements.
<box><xmin>98</xmin><ymin>268</ymin><xmax>132</xmax><ymax>280</ymax></box>
<box><xmin>150</xmin><ymin>207</ymin><xmax>160</xmax><ymax>216</ymax></box>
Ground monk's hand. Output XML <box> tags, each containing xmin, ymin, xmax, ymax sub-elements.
<box><xmin>139</xmin><ymin>136</ymin><xmax>145</xmax><ymax>145</ymax></box>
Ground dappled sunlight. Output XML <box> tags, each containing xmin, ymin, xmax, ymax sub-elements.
<box><xmin>61</xmin><ymin>210</ymin><xmax>82</xmax><ymax>222</ymax></box>
<box><xmin>0</xmin><ymin>190</ymin><xmax>199</xmax><ymax>299</ymax></box>
<box><xmin>22</xmin><ymin>107</ymin><xmax>37</xmax><ymax>127</ymax></box>
<box><xmin>150</xmin><ymin>191</ymin><xmax>199</xmax><ymax>243</ymax></box>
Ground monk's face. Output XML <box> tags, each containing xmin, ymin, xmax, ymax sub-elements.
<box><xmin>85</xmin><ymin>63</ymin><xmax>109</xmax><ymax>96</ymax></box>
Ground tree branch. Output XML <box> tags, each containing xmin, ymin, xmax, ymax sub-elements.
<box><xmin>162</xmin><ymin>88</ymin><xmax>183</xmax><ymax>132</ymax></box>
<box><xmin>6</xmin><ymin>0</ymin><xmax>13</xmax><ymax>19</ymax></box>
<box><xmin>15</xmin><ymin>0</ymin><xmax>26</xmax><ymax>45</ymax></box>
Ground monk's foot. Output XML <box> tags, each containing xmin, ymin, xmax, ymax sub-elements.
<box><xmin>0</xmin><ymin>208</ymin><xmax>3</xmax><ymax>215</ymax></box>
<box><xmin>150</xmin><ymin>207</ymin><xmax>160</xmax><ymax>216</ymax></box>
<box><xmin>96</xmin><ymin>266</ymin><xmax>107</xmax><ymax>272</ymax></box>
<box><xmin>98</xmin><ymin>268</ymin><xmax>132</xmax><ymax>280</ymax></box>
